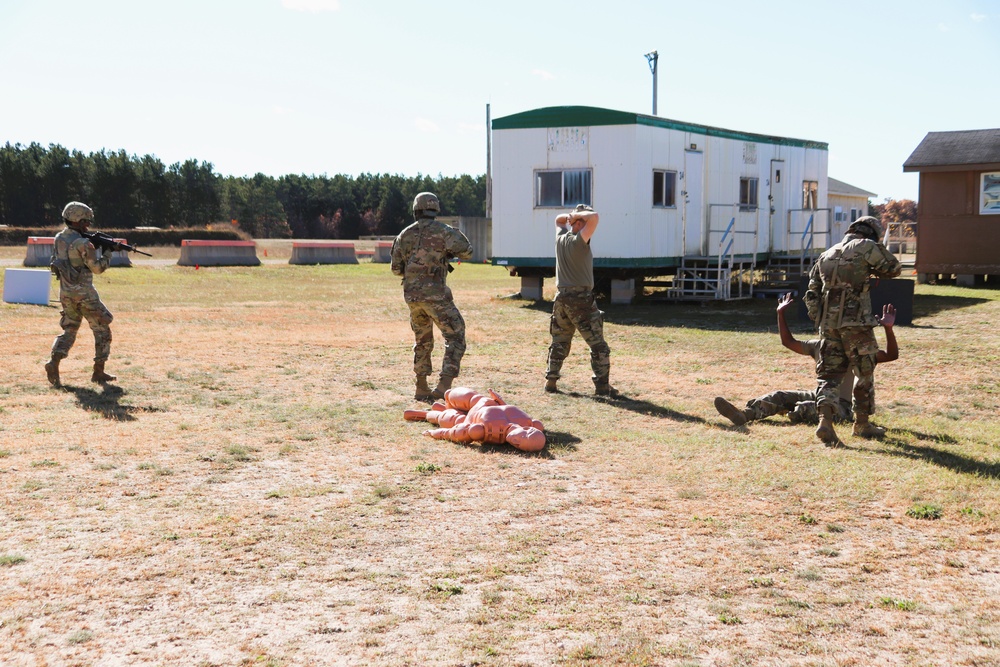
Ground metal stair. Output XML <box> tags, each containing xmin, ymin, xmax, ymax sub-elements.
<box><xmin>665</xmin><ymin>213</ymin><xmax>756</xmax><ymax>301</ymax></box>
<box><xmin>666</xmin><ymin>256</ymin><xmax>755</xmax><ymax>301</ymax></box>
<box><xmin>756</xmin><ymin>253</ymin><xmax>814</xmax><ymax>296</ymax></box>
<box><xmin>757</xmin><ymin>212</ymin><xmax>828</xmax><ymax>296</ymax></box>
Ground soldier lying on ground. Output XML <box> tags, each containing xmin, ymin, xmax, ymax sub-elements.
<box><xmin>404</xmin><ymin>387</ymin><xmax>546</xmax><ymax>452</ymax></box>
<box><xmin>714</xmin><ymin>292</ymin><xmax>897</xmax><ymax>427</ymax></box>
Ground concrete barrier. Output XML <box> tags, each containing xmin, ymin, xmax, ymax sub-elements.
<box><xmin>3</xmin><ymin>268</ymin><xmax>52</xmax><ymax>305</ymax></box>
<box><xmin>107</xmin><ymin>239</ymin><xmax>133</xmax><ymax>267</ymax></box>
<box><xmin>25</xmin><ymin>236</ymin><xmax>132</xmax><ymax>267</ymax></box>
<box><xmin>177</xmin><ymin>240</ymin><xmax>260</xmax><ymax>267</ymax></box>
<box><xmin>24</xmin><ymin>237</ymin><xmax>54</xmax><ymax>267</ymax></box>
<box><xmin>372</xmin><ymin>241</ymin><xmax>392</xmax><ymax>264</ymax></box>
<box><xmin>289</xmin><ymin>241</ymin><xmax>358</xmax><ymax>265</ymax></box>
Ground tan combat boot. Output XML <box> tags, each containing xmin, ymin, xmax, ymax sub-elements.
<box><xmin>594</xmin><ymin>381</ymin><xmax>621</xmax><ymax>398</ymax></box>
<box><xmin>431</xmin><ymin>375</ymin><xmax>454</xmax><ymax>400</ymax></box>
<box><xmin>714</xmin><ymin>397</ymin><xmax>751</xmax><ymax>426</ymax></box>
<box><xmin>414</xmin><ymin>375</ymin><xmax>433</xmax><ymax>401</ymax></box>
<box><xmin>45</xmin><ymin>355</ymin><xmax>64</xmax><ymax>387</ymax></box>
<box><xmin>852</xmin><ymin>414</ymin><xmax>886</xmax><ymax>439</ymax></box>
<box><xmin>91</xmin><ymin>361</ymin><xmax>117</xmax><ymax>384</ymax></box>
<box><xmin>815</xmin><ymin>405</ymin><xmax>842</xmax><ymax>447</ymax></box>
<box><xmin>544</xmin><ymin>378</ymin><xmax>559</xmax><ymax>393</ymax></box>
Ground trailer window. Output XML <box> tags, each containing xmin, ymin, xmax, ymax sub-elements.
<box><xmin>653</xmin><ymin>170</ymin><xmax>677</xmax><ymax>207</ymax></box>
<box><xmin>802</xmin><ymin>181</ymin><xmax>818</xmax><ymax>210</ymax></box>
<box><xmin>739</xmin><ymin>177</ymin><xmax>758</xmax><ymax>211</ymax></box>
<box><xmin>535</xmin><ymin>169</ymin><xmax>592</xmax><ymax>208</ymax></box>
<box><xmin>981</xmin><ymin>172</ymin><xmax>1000</xmax><ymax>214</ymax></box>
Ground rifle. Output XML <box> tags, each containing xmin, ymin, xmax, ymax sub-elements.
<box><xmin>81</xmin><ymin>230</ymin><xmax>152</xmax><ymax>257</ymax></box>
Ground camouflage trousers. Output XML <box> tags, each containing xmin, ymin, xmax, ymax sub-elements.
<box><xmin>51</xmin><ymin>293</ymin><xmax>114</xmax><ymax>362</ymax></box>
<box><xmin>815</xmin><ymin>326</ymin><xmax>877</xmax><ymax>418</ymax></box>
<box><xmin>545</xmin><ymin>288</ymin><xmax>611</xmax><ymax>384</ymax></box>
<box><xmin>407</xmin><ymin>299</ymin><xmax>466</xmax><ymax>379</ymax></box>
<box><xmin>746</xmin><ymin>390</ymin><xmax>853</xmax><ymax>425</ymax></box>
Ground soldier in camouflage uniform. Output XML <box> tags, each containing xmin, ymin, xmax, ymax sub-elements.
<box><xmin>44</xmin><ymin>202</ymin><xmax>117</xmax><ymax>387</ymax></box>
<box><xmin>544</xmin><ymin>204</ymin><xmax>618</xmax><ymax>397</ymax></box>
<box><xmin>802</xmin><ymin>216</ymin><xmax>901</xmax><ymax>446</ymax></box>
<box><xmin>715</xmin><ymin>293</ymin><xmax>897</xmax><ymax>427</ymax></box>
<box><xmin>391</xmin><ymin>192</ymin><xmax>474</xmax><ymax>401</ymax></box>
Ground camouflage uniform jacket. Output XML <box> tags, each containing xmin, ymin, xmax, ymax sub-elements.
<box><xmin>390</xmin><ymin>217</ymin><xmax>474</xmax><ymax>303</ymax></box>
<box><xmin>51</xmin><ymin>227</ymin><xmax>110</xmax><ymax>297</ymax></box>
<box><xmin>803</xmin><ymin>233</ymin><xmax>901</xmax><ymax>332</ymax></box>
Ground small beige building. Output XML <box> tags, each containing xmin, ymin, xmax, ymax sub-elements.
<box><xmin>827</xmin><ymin>177</ymin><xmax>875</xmax><ymax>240</ymax></box>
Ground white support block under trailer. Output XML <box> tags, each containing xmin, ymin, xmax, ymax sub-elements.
<box><xmin>490</xmin><ymin>106</ymin><xmax>831</xmax><ymax>302</ymax></box>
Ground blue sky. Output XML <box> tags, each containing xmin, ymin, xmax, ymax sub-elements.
<box><xmin>1</xmin><ymin>0</ymin><xmax>997</xmax><ymax>202</ymax></box>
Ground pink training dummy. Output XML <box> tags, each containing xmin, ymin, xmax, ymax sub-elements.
<box><xmin>404</xmin><ymin>387</ymin><xmax>546</xmax><ymax>452</ymax></box>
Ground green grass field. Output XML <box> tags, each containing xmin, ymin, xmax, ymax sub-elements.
<box><xmin>1</xmin><ymin>251</ymin><xmax>998</xmax><ymax>666</ymax></box>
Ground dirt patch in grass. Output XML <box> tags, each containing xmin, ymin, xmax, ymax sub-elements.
<box><xmin>1</xmin><ymin>258</ymin><xmax>999</xmax><ymax>665</ymax></box>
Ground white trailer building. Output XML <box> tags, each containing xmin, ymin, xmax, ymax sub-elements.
<box><xmin>490</xmin><ymin>106</ymin><xmax>830</xmax><ymax>301</ymax></box>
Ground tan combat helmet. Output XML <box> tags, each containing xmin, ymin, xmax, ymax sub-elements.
<box><xmin>847</xmin><ymin>215</ymin><xmax>884</xmax><ymax>241</ymax></box>
<box><xmin>412</xmin><ymin>192</ymin><xmax>441</xmax><ymax>218</ymax></box>
<box><xmin>62</xmin><ymin>201</ymin><xmax>95</xmax><ymax>227</ymax></box>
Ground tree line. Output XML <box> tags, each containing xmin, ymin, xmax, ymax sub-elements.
<box><xmin>870</xmin><ymin>198</ymin><xmax>917</xmax><ymax>223</ymax></box>
<box><xmin>0</xmin><ymin>142</ymin><xmax>487</xmax><ymax>238</ymax></box>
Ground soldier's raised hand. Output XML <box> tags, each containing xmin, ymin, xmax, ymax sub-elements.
<box><xmin>777</xmin><ymin>292</ymin><xmax>795</xmax><ymax>312</ymax></box>
<box><xmin>879</xmin><ymin>303</ymin><xmax>896</xmax><ymax>328</ymax></box>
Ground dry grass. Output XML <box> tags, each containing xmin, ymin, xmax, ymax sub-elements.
<box><xmin>1</xmin><ymin>247</ymin><xmax>999</xmax><ymax>666</ymax></box>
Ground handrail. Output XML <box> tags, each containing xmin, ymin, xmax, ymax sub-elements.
<box><xmin>715</xmin><ymin>216</ymin><xmax>735</xmax><ymax>299</ymax></box>
<box><xmin>707</xmin><ymin>203</ymin><xmax>759</xmax><ymax>300</ymax></box>
<box><xmin>786</xmin><ymin>207</ymin><xmax>832</xmax><ymax>273</ymax></box>
<box><xmin>800</xmin><ymin>214</ymin><xmax>814</xmax><ymax>275</ymax></box>
<box><xmin>720</xmin><ymin>216</ymin><xmax>735</xmax><ymax>242</ymax></box>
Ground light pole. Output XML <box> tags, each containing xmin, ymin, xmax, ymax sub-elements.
<box><xmin>644</xmin><ymin>50</ymin><xmax>658</xmax><ymax>116</ymax></box>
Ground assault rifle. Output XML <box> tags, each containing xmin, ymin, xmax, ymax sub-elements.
<box><xmin>82</xmin><ymin>230</ymin><xmax>152</xmax><ymax>257</ymax></box>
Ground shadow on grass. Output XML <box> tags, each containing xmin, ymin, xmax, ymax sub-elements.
<box><xmin>63</xmin><ymin>384</ymin><xmax>161</xmax><ymax>422</ymax></box>
<box><xmin>553</xmin><ymin>389</ymin><xmax>707</xmax><ymax>424</ymax></box>
<box><xmin>870</xmin><ymin>436</ymin><xmax>1000</xmax><ymax>480</ymax></box>
<box><xmin>518</xmin><ymin>297</ymin><xmax>784</xmax><ymax>334</ymax></box>
<box><xmin>543</xmin><ymin>430</ymin><xmax>581</xmax><ymax>452</ymax></box>
<box><xmin>913</xmin><ymin>293</ymin><xmax>990</xmax><ymax>319</ymax></box>
<box><xmin>478</xmin><ymin>430</ymin><xmax>580</xmax><ymax>459</ymax></box>
<box><xmin>517</xmin><ymin>290</ymin><xmax>995</xmax><ymax>333</ymax></box>
<box><xmin>887</xmin><ymin>428</ymin><xmax>960</xmax><ymax>446</ymax></box>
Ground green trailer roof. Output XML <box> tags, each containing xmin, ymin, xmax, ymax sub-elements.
<box><xmin>492</xmin><ymin>106</ymin><xmax>828</xmax><ymax>150</ymax></box>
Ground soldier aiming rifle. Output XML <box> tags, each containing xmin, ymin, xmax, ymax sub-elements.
<box><xmin>81</xmin><ymin>230</ymin><xmax>152</xmax><ymax>257</ymax></box>
<box><xmin>45</xmin><ymin>202</ymin><xmax>132</xmax><ymax>387</ymax></box>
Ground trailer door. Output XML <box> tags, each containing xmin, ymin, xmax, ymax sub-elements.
<box><xmin>769</xmin><ymin>160</ymin><xmax>785</xmax><ymax>253</ymax></box>
<box><xmin>683</xmin><ymin>150</ymin><xmax>704</xmax><ymax>255</ymax></box>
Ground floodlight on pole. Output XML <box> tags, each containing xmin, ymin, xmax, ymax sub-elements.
<box><xmin>644</xmin><ymin>50</ymin><xmax>658</xmax><ymax>116</ymax></box>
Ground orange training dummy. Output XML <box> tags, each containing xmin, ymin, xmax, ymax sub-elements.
<box><xmin>403</xmin><ymin>387</ymin><xmax>546</xmax><ymax>452</ymax></box>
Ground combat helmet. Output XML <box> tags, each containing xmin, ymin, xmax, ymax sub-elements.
<box><xmin>412</xmin><ymin>192</ymin><xmax>441</xmax><ymax>218</ymax></box>
<box><xmin>847</xmin><ymin>215</ymin><xmax>884</xmax><ymax>241</ymax></box>
<box><xmin>62</xmin><ymin>201</ymin><xmax>95</xmax><ymax>227</ymax></box>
